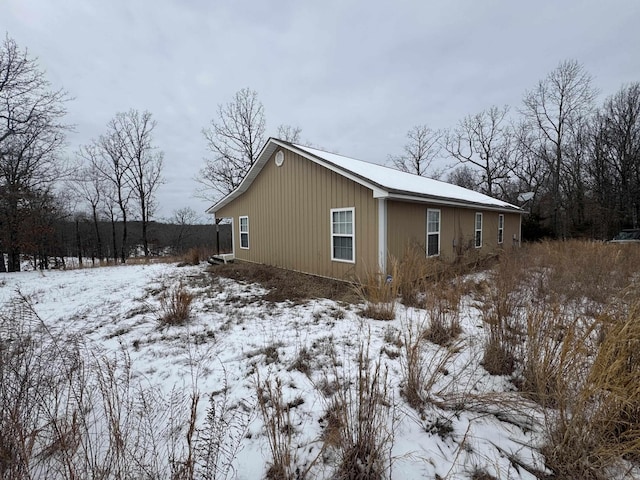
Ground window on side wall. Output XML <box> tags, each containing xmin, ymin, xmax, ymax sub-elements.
<box><xmin>331</xmin><ymin>207</ymin><xmax>354</xmax><ymax>262</ymax></box>
<box><xmin>475</xmin><ymin>212</ymin><xmax>483</xmax><ymax>248</ymax></box>
<box><xmin>239</xmin><ymin>216</ymin><xmax>249</xmax><ymax>249</ymax></box>
<box><xmin>498</xmin><ymin>214</ymin><xmax>504</xmax><ymax>244</ymax></box>
<box><xmin>426</xmin><ymin>209</ymin><xmax>440</xmax><ymax>257</ymax></box>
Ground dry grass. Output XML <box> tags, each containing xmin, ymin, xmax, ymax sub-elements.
<box><xmin>354</xmin><ymin>260</ymin><xmax>400</xmax><ymax>320</ymax></box>
<box><xmin>182</xmin><ymin>247</ymin><xmax>201</xmax><ymax>265</ymax></box>
<box><xmin>540</xmin><ymin>301</ymin><xmax>640</xmax><ymax>479</ymax></box>
<box><xmin>472</xmin><ymin>241</ymin><xmax>640</xmax><ymax>478</ymax></box>
<box><xmin>526</xmin><ymin>240</ymin><xmax>640</xmax><ymax>308</ymax></box>
<box><xmin>325</xmin><ymin>346</ymin><xmax>394</xmax><ymax>480</ymax></box>
<box><xmin>159</xmin><ymin>282</ymin><xmax>195</xmax><ymax>325</ymax></box>
<box><xmin>0</xmin><ymin>295</ymin><xmax>226</xmax><ymax>479</ymax></box>
<box><xmin>255</xmin><ymin>375</ymin><xmax>300</xmax><ymax>480</ymax></box>
<box><xmin>422</xmin><ymin>280</ymin><xmax>463</xmax><ymax>346</ymax></box>
<box><xmin>400</xmin><ymin>317</ymin><xmax>464</xmax><ymax>413</ymax></box>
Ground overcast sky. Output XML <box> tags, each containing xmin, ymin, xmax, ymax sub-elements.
<box><xmin>2</xmin><ymin>1</ymin><xmax>639</xmax><ymax>221</ymax></box>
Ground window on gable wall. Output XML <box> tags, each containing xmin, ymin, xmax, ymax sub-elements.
<box><xmin>239</xmin><ymin>216</ymin><xmax>249</xmax><ymax>249</ymax></box>
<box><xmin>331</xmin><ymin>207</ymin><xmax>354</xmax><ymax>262</ymax></box>
<box><xmin>498</xmin><ymin>214</ymin><xmax>504</xmax><ymax>244</ymax></box>
<box><xmin>427</xmin><ymin>209</ymin><xmax>440</xmax><ymax>256</ymax></box>
<box><xmin>475</xmin><ymin>212</ymin><xmax>483</xmax><ymax>248</ymax></box>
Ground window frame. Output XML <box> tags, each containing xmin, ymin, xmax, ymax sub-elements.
<box><xmin>426</xmin><ymin>208</ymin><xmax>441</xmax><ymax>257</ymax></box>
<box><xmin>239</xmin><ymin>215</ymin><xmax>249</xmax><ymax>249</ymax></box>
<box><xmin>330</xmin><ymin>207</ymin><xmax>355</xmax><ymax>263</ymax></box>
<box><xmin>498</xmin><ymin>214</ymin><xmax>504</xmax><ymax>244</ymax></box>
<box><xmin>475</xmin><ymin>212</ymin><xmax>483</xmax><ymax>248</ymax></box>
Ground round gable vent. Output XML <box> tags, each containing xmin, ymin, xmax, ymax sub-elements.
<box><xmin>275</xmin><ymin>150</ymin><xmax>284</xmax><ymax>167</ymax></box>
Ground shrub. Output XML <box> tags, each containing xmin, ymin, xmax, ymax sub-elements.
<box><xmin>184</xmin><ymin>247</ymin><xmax>200</xmax><ymax>265</ymax></box>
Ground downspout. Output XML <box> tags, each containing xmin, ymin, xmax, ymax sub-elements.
<box><xmin>378</xmin><ymin>198</ymin><xmax>387</xmax><ymax>273</ymax></box>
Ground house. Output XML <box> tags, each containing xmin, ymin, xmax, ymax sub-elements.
<box><xmin>206</xmin><ymin>138</ymin><xmax>522</xmax><ymax>280</ymax></box>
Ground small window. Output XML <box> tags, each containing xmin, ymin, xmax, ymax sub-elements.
<box><xmin>331</xmin><ymin>208</ymin><xmax>354</xmax><ymax>263</ymax></box>
<box><xmin>239</xmin><ymin>216</ymin><xmax>249</xmax><ymax>249</ymax></box>
<box><xmin>475</xmin><ymin>213</ymin><xmax>483</xmax><ymax>248</ymax></box>
<box><xmin>426</xmin><ymin>209</ymin><xmax>440</xmax><ymax>257</ymax></box>
<box><xmin>498</xmin><ymin>214</ymin><xmax>504</xmax><ymax>244</ymax></box>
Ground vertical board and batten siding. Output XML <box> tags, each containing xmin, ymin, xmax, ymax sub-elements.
<box><xmin>386</xmin><ymin>200</ymin><xmax>521</xmax><ymax>261</ymax></box>
<box><xmin>216</xmin><ymin>149</ymin><xmax>378</xmax><ymax>280</ymax></box>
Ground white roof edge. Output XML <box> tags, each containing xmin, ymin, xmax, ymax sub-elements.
<box><xmin>387</xmin><ymin>193</ymin><xmax>522</xmax><ymax>212</ymax></box>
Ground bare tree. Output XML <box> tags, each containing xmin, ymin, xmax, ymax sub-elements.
<box><xmin>389</xmin><ymin>125</ymin><xmax>443</xmax><ymax>177</ymax></box>
<box><xmin>170</xmin><ymin>207</ymin><xmax>200</xmax><ymax>253</ymax></box>
<box><xmin>0</xmin><ymin>36</ymin><xmax>70</xmax><ymax>271</ymax></box>
<box><xmin>198</xmin><ymin>88</ymin><xmax>266</xmax><ymax>200</ymax></box>
<box><xmin>114</xmin><ymin>110</ymin><xmax>164</xmax><ymax>257</ymax></box>
<box><xmin>276</xmin><ymin>124</ymin><xmax>302</xmax><ymax>143</ymax></box>
<box><xmin>72</xmin><ymin>144</ymin><xmax>105</xmax><ymax>262</ymax></box>
<box><xmin>94</xmin><ymin>126</ymin><xmax>133</xmax><ymax>264</ymax></box>
<box><xmin>446</xmin><ymin>164</ymin><xmax>480</xmax><ymax>191</ymax></box>
<box><xmin>521</xmin><ymin>60</ymin><xmax>597</xmax><ymax>237</ymax></box>
<box><xmin>444</xmin><ymin>106</ymin><xmax>512</xmax><ymax>198</ymax></box>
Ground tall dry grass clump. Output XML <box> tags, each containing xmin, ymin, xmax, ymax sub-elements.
<box><xmin>255</xmin><ymin>375</ymin><xmax>300</xmax><ymax>480</ymax></box>
<box><xmin>400</xmin><ymin>317</ymin><xmax>463</xmax><ymax>412</ymax></box>
<box><xmin>478</xmin><ymin>249</ymin><xmax>525</xmax><ymax>376</ymax></box>
<box><xmin>395</xmin><ymin>242</ymin><xmax>445</xmax><ymax>307</ymax></box>
<box><xmin>422</xmin><ymin>280</ymin><xmax>463</xmax><ymax>346</ymax></box>
<box><xmin>474</xmin><ymin>240</ymin><xmax>640</xmax><ymax>478</ymax></box>
<box><xmin>541</xmin><ymin>301</ymin><xmax>640</xmax><ymax>479</ymax></box>
<box><xmin>159</xmin><ymin>282</ymin><xmax>195</xmax><ymax>325</ymax></box>
<box><xmin>518</xmin><ymin>304</ymin><xmax>596</xmax><ymax>408</ymax></box>
<box><xmin>355</xmin><ymin>259</ymin><xmax>401</xmax><ymax>320</ymax></box>
<box><xmin>324</xmin><ymin>346</ymin><xmax>394</xmax><ymax>480</ymax></box>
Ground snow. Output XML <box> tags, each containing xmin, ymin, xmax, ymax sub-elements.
<box><xmin>294</xmin><ymin>144</ymin><xmax>520</xmax><ymax>210</ymax></box>
<box><xmin>0</xmin><ymin>262</ymin><xmax>545</xmax><ymax>479</ymax></box>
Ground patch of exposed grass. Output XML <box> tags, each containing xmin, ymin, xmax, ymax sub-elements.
<box><xmin>207</xmin><ymin>261</ymin><xmax>359</xmax><ymax>304</ymax></box>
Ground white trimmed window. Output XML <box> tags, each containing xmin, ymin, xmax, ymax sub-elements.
<box><xmin>498</xmin><ymin>214</ymin><xmax>504</xmax><ymax>244</ymax></box>
<box><xmin>426</xmin><ymin>209</ymin><xmax>440</xmax><ymax>257</ymax></box>
<box><xmin>475</xmin><ymin>212</ymin><xmax>483</xmax><ymax>248</ymax></box>
<box><xmin>331</xmin><ymin>207</ymin><xmax>355</xmax><ymax>263</ymax></box>
<box><xmin>239</xmin><ymin>216</ymin><xmax>249</xmax><ymax>249</ymax></box>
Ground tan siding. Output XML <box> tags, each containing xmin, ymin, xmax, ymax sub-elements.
<box><xmin>386</xmin><ymin>200</ymin><xmax>522</xmax><ymax>262</ymax></box>
<box><xmin>216</xmin><ymin>149</ymin><xmax>378</xmax><ymax>280</ymax></box>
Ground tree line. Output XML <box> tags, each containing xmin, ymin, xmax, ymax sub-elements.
<box><xmin>2</xmin><ymin>33</ymin><xmax>638</xmax><ymax>271</ymax></box>
<box><xmin>391</xmin><ymin>61</ymin><xmax>639</xmax><ymax>240</ymax></box>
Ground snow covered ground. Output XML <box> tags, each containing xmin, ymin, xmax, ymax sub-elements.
<box><xmin>0</xmin><ymin>262</ymin><xmax>548</xmax><ymax>479</ymax></box>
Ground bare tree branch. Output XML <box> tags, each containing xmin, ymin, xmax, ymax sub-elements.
<box><xmin>389</xmin><ymin>125</ymin><xmax>443</xmax><ymax>177</ymax></box>
<box><xmin>197</xmin><ymin>88</ymin><xmax>266</xmax><ymax>201</ymax></box>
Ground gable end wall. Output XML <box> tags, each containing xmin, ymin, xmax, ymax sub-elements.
<box><xmin>216</xmin><ymin>149</ymin><xmax>379</xmax><ymax>280</ymax></box>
